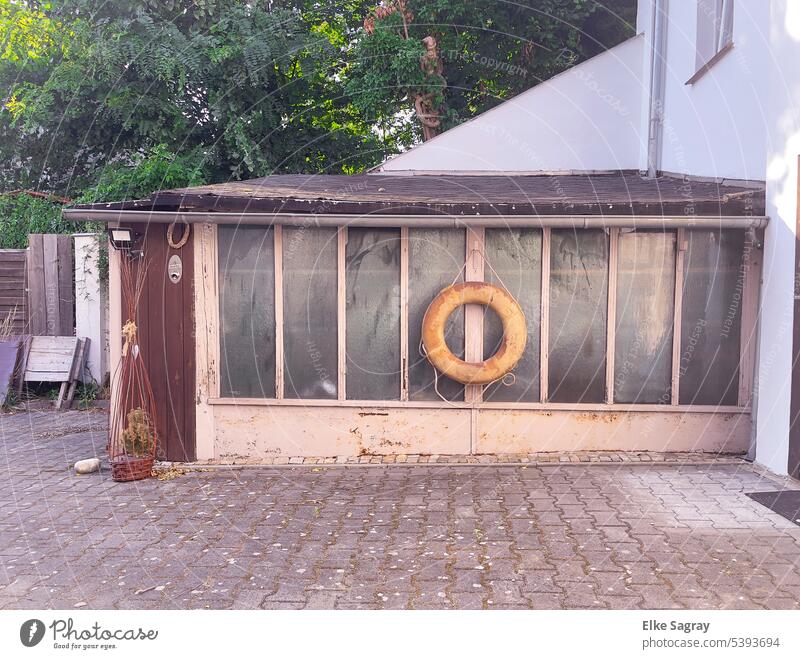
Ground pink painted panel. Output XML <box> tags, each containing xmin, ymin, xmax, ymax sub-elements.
<box><xmin>475</xmin><ymin>409</ymin><xmax>750</xmax><ymax>454</ymax></box>
<box><xmin>213</xmin><ymin>405</ymin><xmax>471</xmax><ymax>458</ymax></box>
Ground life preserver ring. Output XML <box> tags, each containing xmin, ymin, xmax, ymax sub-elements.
<box><xmin>422</xmin><ymin>282</ymin><xmax>527</xmax><ymax>385</ymax></box>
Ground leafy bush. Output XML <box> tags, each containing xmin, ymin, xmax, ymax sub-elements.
<box><xmin>0</xmin><ymin>192</ymin><xmax>73</xmax><ymax>248</ymax></box>
<box><xmin>75</xmin><ymin>145</ymin><xmax>209</xmax><ymax>204</ymax></box>
<box><xmin>0</xmin><ymin>146</ymin><xmax>206</xmax><ymax>260</ymax></box>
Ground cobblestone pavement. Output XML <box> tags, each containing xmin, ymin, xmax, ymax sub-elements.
<box><xmin>1</xmin><ymin>410</ymin><xmax>800</xmax><ymax>610</ymax></box>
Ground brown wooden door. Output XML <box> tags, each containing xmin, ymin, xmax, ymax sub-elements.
<box><xmin>123</xmin><ymin>222</ymin><xmax>196</xmax><ymax>461</ymax></box>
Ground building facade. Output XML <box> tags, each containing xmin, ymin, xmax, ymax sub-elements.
<box><xmin>66</xmin><ymin>1</ymin><xmax>800</xmax><ymax>477</ymax></box>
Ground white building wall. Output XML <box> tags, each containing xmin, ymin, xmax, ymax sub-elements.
<box><xmin>73</xmin><ymin>234</ymin><xmax>109</xmax><ymax>385</ymax></box>
<box><xmin>378</xmin><ymin>35</ymin><xmax>645</xmax><ymax>173</ymax></box>
<box><xmin>657</xmin><ymin>0</ymin><xmax>769</xmax><ymax>181</ymax></box>
<box><xmin>755</xmin><ymin>0</ymin><xmax>800</xmax><ymax>476</ymax></box>
<box><xmin>378</xmin><ymin>1</ymin><xmax>768</xmax><ymax>181</ymax></box>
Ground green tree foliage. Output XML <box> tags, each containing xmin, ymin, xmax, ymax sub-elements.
<box><xmin>347</xmin><ymin>0</ymin><xmax>636</xmax><ymax>146</ymax></box>
<box><xmin>1</xmin><ymin>0</ymin><xmax>383</xmax><ymax>194</ymax></box>
<box><xmin>0</xmin><ymin>192</ymin><xmax>71</xmax><ymax>248</ymax></box>
<box><xmin>0</xmin><ymin>0</ymin><xmax>67</xmax><ymax>62</ymax></box>
<box><xmin>0</xmin><ymin>0</ymin><xmax>636</xmax><ymax>208</ymax></box>
<box><xmin>75</xmin><ymin>145</ymin><xmax>207</xmax><ymax>204</ymax></box>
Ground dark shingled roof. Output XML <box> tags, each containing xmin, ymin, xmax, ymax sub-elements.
<box><xmin>78</xmin><ymin>172</ymin><xmax>765</xmax><ymax>216</ymax></box>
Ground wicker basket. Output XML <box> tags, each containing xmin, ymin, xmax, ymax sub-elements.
<box><xmin>110</xmin><ymin>455</ymin><xmax>155</xmax><ymax>482</ymax></box>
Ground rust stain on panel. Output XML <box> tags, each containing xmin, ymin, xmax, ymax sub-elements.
<box><xmin>575</xmin><ymin>412</ymin><xmax>619</xmax><ymax>423</ymax></box>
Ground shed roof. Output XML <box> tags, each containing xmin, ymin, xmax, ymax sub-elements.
<box><xmin>76</xmin><ymin>171</ymin><xmax>764</xmax><ymax>217</ymax></box>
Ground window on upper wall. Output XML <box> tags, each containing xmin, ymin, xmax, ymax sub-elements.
<box><xmin>695</xmin><ymin>0</ymin><xmax>734</xmax><ymax>71</ymax></box>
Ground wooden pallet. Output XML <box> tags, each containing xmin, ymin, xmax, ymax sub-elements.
<box><xmin>22</xmin><ymin>336</ymin><xmax>90</xmax><ymax>410</ymax></box>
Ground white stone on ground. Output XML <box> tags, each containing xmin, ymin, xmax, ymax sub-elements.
<box><xmin>74</xmin><ymin>458</ymin><xmax>100</xmax><ymax>474</ymax></box>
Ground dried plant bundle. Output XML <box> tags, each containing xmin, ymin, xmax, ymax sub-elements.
<box><xmin>108</xmin><ymin>255</ymin><xmax>159</xmax><ymax>482</ymax></box>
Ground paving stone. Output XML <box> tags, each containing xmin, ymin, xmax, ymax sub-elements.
<box><xmin>1</xmin><ymin>409</ymin><xmax>800</xmax><ymax>610</ymax></box>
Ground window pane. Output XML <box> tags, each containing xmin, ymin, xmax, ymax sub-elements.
<box><xmin>696</xmin><ymin>0</ymin><xmax>732</xmax><ymax>69</ymax></box>
<box><xmin>346</xmin><ymin>228</ymin><xmax>401</xmax><ymax>400</ymax></box>
<box><xmin>548</xmin><ymin>229</ymin><xmax>608</xmax><ymax>403</ymax></box>
<box><xmin>408</xmin><ymin>229</ymin><xmax>465</xmax><ymax>401</ymax></box>
<box><xmin>218</xmin><ymin>225</ymin><xmax>275</xmax><ymax>398</ymax></box>
<box><xmin>283</xmin><ymin>227</ymin><xmax>338</xmax><ymax>399</ymax></box>
<box><xmin>483</xmin><ymin>229</ymin><xmax>542</xmax><ymax>402</ymax></box>
<box><xmin>614</xmin><ymin>231</ymin><xmax>675</xmax><ymax>404</ymax></box>
<box><xmin>679</xmin><ymin>230</ymin><xmax>744</xmax><ymax>405</ymax></box>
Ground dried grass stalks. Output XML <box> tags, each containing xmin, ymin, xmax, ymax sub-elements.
<box><xmin>0</xmin><ymin>306</ymin><xmax>18</xmax><ymax>342</ymax></box>
<box><xmin>108</xmin><ymin>255</ymin><xmax>159</xmax><ymax>481</ymax></box>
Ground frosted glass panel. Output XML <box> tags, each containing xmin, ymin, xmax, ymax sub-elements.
<box><xmin>548</xmin><ymin>229</ymin><xmax>608</xmax><ymax>403</ymax></box>
<box><xmin>346</xmin><ymin>228</ymin><xmax>401</xmax><ymax>400</ymax></box>
<box><xmin>408</xmin><ymin>229</ymin><xmax>466</xmax><ymax>401</ymax></box>
<box><xmin>679</xmin><ymin>230</ymin><xmax>744</xmax><ymax>405</ymax></box>
<box><xmin>218</xmin><ymin>226</ymin><xmax>275</xmax><ymax>398</ymax></box>
<box><xmin>483</xmin><ymin>229</ymin><xmax>541</xmax><ymax>402</ymax></box>
<box><xmin>283</xmin><ymin>227</ymin><xmax>338</xmax><ymax>399</ymax></box>
<box><xmin>614</xmin><ymin>231</ymin><xmax>675</xmax><ymax>404</ymax></box>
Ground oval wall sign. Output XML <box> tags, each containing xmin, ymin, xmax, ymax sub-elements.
<box><xmin>168</xmin><ymin>254</ymin><xmax>182</xmax><ymax>284</ymax></box>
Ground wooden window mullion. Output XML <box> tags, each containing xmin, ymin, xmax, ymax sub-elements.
<box><xmin>671</xmin><ymin>228</ymin><xmax>686</xmax><ymax>405</ymax></box>
<box><xmin>606</xmin><ymin>228</ymin><xmax>619</xmax><ymax>403</ymax></box>
<box><xmin>540</xmin><ymin>228</ymin><xmax>551</xmax><ymax>403</ymax></box>
<box><xmin>400</xmin><ymin>227</ymin><xmax>409</xmax><ymax>401</ymax></box>
<box><xmin>273</xmin><ymin>224</ymin><xmax>284</xmax><ymax>400</ymax></box>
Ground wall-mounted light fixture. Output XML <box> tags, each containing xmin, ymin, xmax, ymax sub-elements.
<box><xmin>107</xmin><ymin>227</ymin><xmax>142</xmax><ymax>256</ymax></box>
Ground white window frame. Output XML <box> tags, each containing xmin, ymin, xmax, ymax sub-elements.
<box><xmin>689</xmin><ymin>0</ymin><xmax>734</xmax><ymax>84</ymax></box>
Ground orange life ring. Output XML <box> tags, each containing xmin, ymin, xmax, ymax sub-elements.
<box><xmin>422</xmin><ymin>282</ymin><xmax>527</xmax><ymax>385</ymax></box>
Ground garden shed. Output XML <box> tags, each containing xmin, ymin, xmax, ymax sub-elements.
<box><xmin>65</xmin><ymin>171</ymin><xmax>766</xmax><ymax>462</ymax></box>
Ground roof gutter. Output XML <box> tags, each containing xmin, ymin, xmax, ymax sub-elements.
<box><xmin>646</xmin><ymin>0</ymin><xmax>669</xmax><ymax>178</ymax></box>
<box><xmin>62</xmin><ymin>209</ymin><xmax>768</xmax><ymax>230</ymax></box>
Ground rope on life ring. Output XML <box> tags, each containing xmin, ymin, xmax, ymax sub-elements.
<box><xmin>167</xmin><ymin>221</ymin><xmax>190</xmax><ymax>249</ymax></box>
<box><xmin>421</xmin><ymin>282</ymin><xmax>527</xmax><ymax>385</ymax></box>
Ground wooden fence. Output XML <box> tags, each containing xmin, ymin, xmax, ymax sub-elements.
<box><xmin>26</xmin><ymin>234</ymin><xmax>74</xmax><ymax>337</ymax></box>
<box><xmin>0</xmin><ymin>235</ymin><xmax>74</xmax><ymax>338</ymax></box>
<box><xmin>0</xmin><ymin>249</ymin><xmax>27</xmax><ymax>334</ymax></box>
